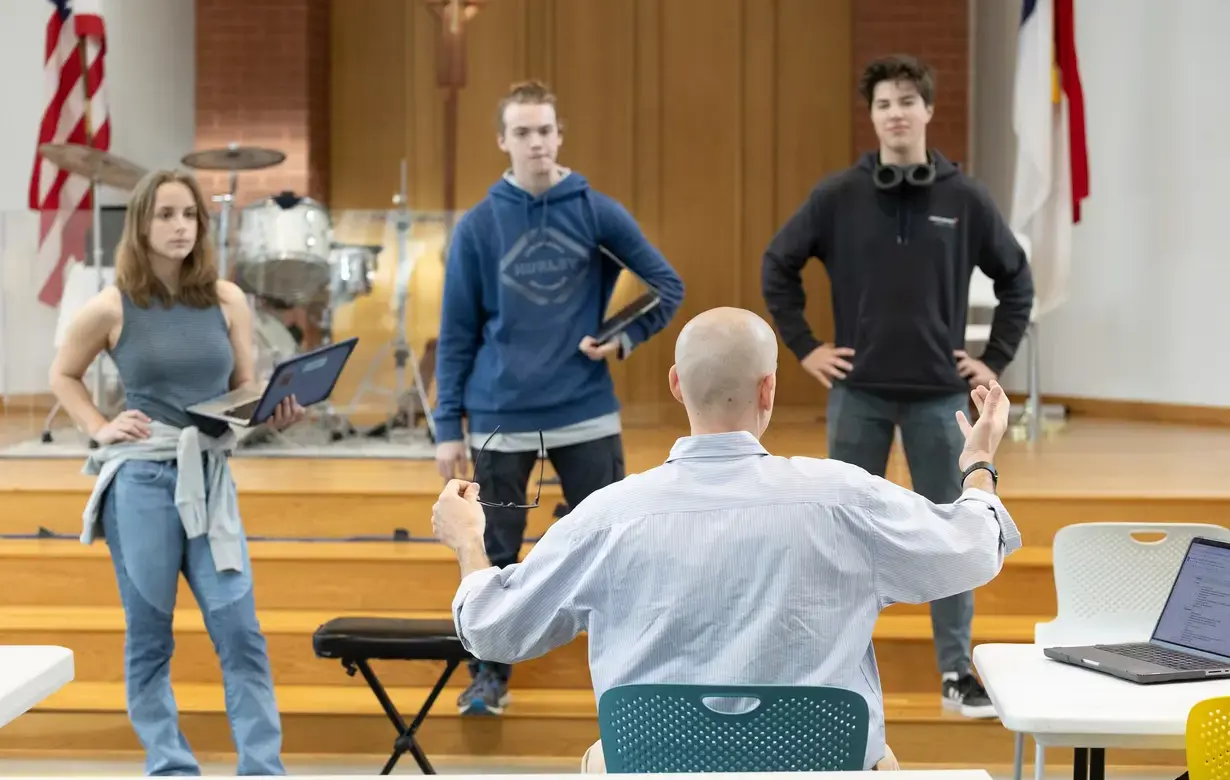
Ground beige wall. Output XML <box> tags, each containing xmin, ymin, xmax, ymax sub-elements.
<box><xmin>970</xmin><ymin>0</ymin><xmax>1230</xmax><ymax>408</ymax></box>
<box><xmin>971</xmin><ymin>0</ymin><xmax>1019</xmax><ymax>213</ymax></box>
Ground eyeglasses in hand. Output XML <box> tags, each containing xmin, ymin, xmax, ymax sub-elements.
<box><xmin>470</xmin><ymin>427</ymin><xmax>545</xmax><ymax>509</ymax></box>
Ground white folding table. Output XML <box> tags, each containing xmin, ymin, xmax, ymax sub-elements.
<box><xmin>974</xmin><ymin>643</ymin><xmax>1228</xmax><ymax>779</ymax></box>
<box><xmin>0</xmin><ymin>645</ymin><xmax>75</xmax><ymax>729</ymax></box>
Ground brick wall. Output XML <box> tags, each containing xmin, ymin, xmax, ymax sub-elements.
<box><xmin>851</xmin><ymin>0</ymin><xmax>970</xmax><ymax>166</ymax></box>
<box><xmin>194</xmin><ymin>0</ymin><xmax>967</xmax><ymax>200</ymax></box>
<box><xmin>194</xmin><ymin>0</ymin><xmax>330</xmax><ymax>204</ymax></box>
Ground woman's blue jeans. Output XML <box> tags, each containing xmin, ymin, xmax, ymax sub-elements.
<box><xmin>100</xmin><ymin>459</ymin><xmax>284</xmax><ymax>776</ymax></box>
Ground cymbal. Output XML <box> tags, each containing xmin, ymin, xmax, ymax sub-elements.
<box><xmin>181</xmin><ymin>146</ymin><xmax>286</xmax><ymax>172</ymax></box>
<box><xmin>38</xmin><ymin>143</ymin><xmax>147</xmax><ymax>191</ymax></box>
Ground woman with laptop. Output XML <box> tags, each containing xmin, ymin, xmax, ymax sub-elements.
<box><xmin>47</xmin><ymin>169</ymin><xmax>303</xmax><ymax>776</ymax></box>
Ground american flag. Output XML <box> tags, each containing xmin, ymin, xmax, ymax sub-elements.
<box><xmin>28</xmin><ymin>0</ymin><xmax>110</xmax><ymax>308</ymax></box>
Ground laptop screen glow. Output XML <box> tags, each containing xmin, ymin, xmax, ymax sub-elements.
<box><xmin>1153</xmin><ymin>539</ymin><xmax>1230</xmax><ymax>657</ymax></box>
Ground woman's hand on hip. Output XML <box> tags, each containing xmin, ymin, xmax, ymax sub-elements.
<box><xmin>92</xmin><ymin>410</ymin><xmax>152</xmax><ymax>444</ymax></box>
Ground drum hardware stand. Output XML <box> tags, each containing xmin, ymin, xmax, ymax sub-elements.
<box><xmin>211</xmin><ymin>145</ymin><xmax>242</xmax><ymax>281</ymax></box>
<box><xmin>41</xmin><ymin>171</ymin><xmax>108</xmax><ymax>448</ymax></box>
<box><xmin>184</xmin><ymin>142</ymin><xmax>287</xmax><ymax>282</ymax></box>
<box><xmin>31</xmin><ymin>142</ymin><xmax>145</xmax><ymax>446</ymax></box>
<box><xmin>312</xmin><ymin>302</ymin><xmax>356</xmax><ymax>443</ymax></box>
<box><xmin>1008</xmin><ymin>320</ymin><xmax>1068</xmax><ymax>442</ymax></box>
<box><xmin>346</xmin><ymin>161</ymin><xmax>437</xmax><ymax>442</ymax></box>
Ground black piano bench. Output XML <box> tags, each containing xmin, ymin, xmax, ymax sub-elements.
<box><xmin>312</xmin><ymin>616</ymin><xmax>472</xmax><ymax>775</ymax></box>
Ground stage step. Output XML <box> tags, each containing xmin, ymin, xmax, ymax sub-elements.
<box><xmin>0</xmin><ymin>606</ymin><xmax>590</xmax><ymax>691</ymax></box>
<box><xmin>0</xmin><ymin>490</ymin><xmax>567</xmax><ymax>542</ymax></box>
<box><xmin>1</xmin><ymin>459</ymin><xmax>1227</xmax><ymax>546</ymax></box>
<box><xmin>0</xmin><ymin>459</ymin><xmax>565</xmax><ymax>542</ymax></box>
<box><xmin>0</xmin><ymin>539</ymin><xmax>529</xmax><ymax>612</ymax></box>
<box><xmin>0</xmin><ymin>681</ymin><xmax>1183</xmax><ymax>770</ymax></box>
<box><xmin>0</xmin><ymin>607</ymin><xmax>1065</xmax><ymax>694</ymax></box>
<box><xmin>0</xmin><ymin>538</ymin><xmax>1059</xmax><ymax>615</ymax></box>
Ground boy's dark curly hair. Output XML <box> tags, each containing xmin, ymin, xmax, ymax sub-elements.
<box><xmin>858</xmin><ymin>55</ymin><xmax>935</xmax><ymax>108</ymax></box>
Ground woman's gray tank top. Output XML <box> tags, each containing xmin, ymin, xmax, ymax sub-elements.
<box><xmin>108</xmin><ymin>292</ymin><xmax>234</xmax><ymax>435</ymax></box>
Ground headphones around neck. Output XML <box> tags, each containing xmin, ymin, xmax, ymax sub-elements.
<box><xmin>873</xmin><ymin>153</ymin><xmax>937</xmax><ymax>191</ymax></box>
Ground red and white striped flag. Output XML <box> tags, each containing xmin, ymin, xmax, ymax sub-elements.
<box><xmin>1010</xmin><ymin>0</ymin><xmax>1089</xmax><ymax>318</ymax></box>
<box><xmin>28</xmin><ymin>0</ymin><xmax>110</xmax><ymax>308</ymax></box>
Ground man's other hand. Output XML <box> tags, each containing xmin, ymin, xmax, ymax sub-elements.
<box><xmin>956</xmin><ymin>380</ymin><xmax>1010</xmax><ymax>470</ymax></box>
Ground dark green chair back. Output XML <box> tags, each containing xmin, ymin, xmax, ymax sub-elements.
<box><xmin>597</xmin><ymin>684</ymin><xmax>870</xmax><ymax>773</ymax></box>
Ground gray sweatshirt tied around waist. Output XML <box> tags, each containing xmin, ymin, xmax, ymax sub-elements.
<box><xmin>81</xmin><ymin>421</ymin><xmax>244</xmax><ymax>573</ymax></box>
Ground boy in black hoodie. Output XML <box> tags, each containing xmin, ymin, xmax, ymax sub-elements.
<box><xmin>761</xmin><ymin>55</ymin><xmax>1034</xmax><ymax>718</ymax></box>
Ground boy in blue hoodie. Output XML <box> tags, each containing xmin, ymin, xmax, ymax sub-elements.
<box><xmin>434</xmin><ymin>80</ymin><xmax>684</xmax><ymax>715</ymax></box>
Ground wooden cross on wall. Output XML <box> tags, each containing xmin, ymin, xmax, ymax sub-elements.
<box><xmin>424</xmin><ymin>0</ymin><xmax>487</xmax><ymax>88</ymax></box>
<box><xmin>422</xmin><ymin>0</ymin><xmax>487</xmax><ymax>236</ymax></box>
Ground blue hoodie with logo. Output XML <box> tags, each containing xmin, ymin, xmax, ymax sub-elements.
<box><xmin>433</xmin><ymin>171</ymin><xmax>684</xmax><ymax>442</ymax></box>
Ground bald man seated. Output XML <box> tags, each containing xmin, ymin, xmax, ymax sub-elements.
<box><xmin>431</xmin><ymin>306</ymin><xmax>1021</xmax><ymax>771</ymax></box>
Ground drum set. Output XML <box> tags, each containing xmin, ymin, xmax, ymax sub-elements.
<box><xmin>35</xmin><ymin>141</ymin><xmax>437</xmax><ymax>450</ymax></box>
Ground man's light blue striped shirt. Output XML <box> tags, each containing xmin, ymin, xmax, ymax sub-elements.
<box><xmin>452</xmin><ymin>430</ymin><xmax>1022</xmax><ymax>769</ymax></box>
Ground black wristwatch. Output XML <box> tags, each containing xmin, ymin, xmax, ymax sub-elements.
<box><xmin>961</xmin><ymin>460</ymin><xmax>998</xmax><ymax>487</ymax></box>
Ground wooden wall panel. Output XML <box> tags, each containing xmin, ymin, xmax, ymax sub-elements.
<box><xmin>622</xmin><ymin>0</ymin><xmax>666</xmax><ymax>413</ymax></box>
<box><xmin>547</xmin><ymin>1</ymin><xmax>641</xmax><ymax>401</ymax></box>
<box><xmin>771</xmin><ymin>0</ymin><xmax>853</xmax><ymax>411</ymax></box>
<box><xmin>328</xmin><ymin>0</ymin><xmax>406</xmax><ymax>209</ymax></box>
<box><xmin>329</xmin><ymin>0</ymin><xmax>853</xmax><ymax>419</ymax></box>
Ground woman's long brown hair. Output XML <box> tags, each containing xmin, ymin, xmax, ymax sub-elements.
<box><xmin>115</xmin><ymin>169</ymin><xmax>220</xmax><ymax>309</ymax></box>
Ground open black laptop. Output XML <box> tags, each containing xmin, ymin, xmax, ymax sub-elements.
<box><xmin>187</xmin><ymin>337</ymin><xmax>358</xmax><ymax>428</ymax></box>
<box><xmin>1043</xmin><ymin>536</ymin><xmax>1230</xmax><ymax>684</ymax></box>
<box><xmin>592</xmin><ymin>245</ymin><xmax>662</xmax><ymax>345</ymax></box>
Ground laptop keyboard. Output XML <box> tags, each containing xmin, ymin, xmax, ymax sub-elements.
<box><xmin>1100</xmin><ymin>642</ymin><xmax>1223</xmax><ymax>670</ymax></box>
<box><xmin>224</xmin><ymin>399</ymin><xmax>261</xmax><ymax>420</ymax></box>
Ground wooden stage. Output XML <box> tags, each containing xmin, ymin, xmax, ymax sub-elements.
<box><xmin>0</xmin><ymin>410</ymin><xmax>1226</xmax><ymax>770</ymax></box>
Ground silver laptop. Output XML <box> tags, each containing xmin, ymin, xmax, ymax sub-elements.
<box><xmin>188</xmin><ymin>337</ymin><xmax>358</xmax><ymax>427</ymax></box>
<box><xmin>593</xmin><ymin>245</ymin><xmax>662</xmax><ymax>345</ymax></box>
<box><xmin>1043</xmin><ymin>536</ymin><xmax>1230</xmax><ymax>684</ymax></box>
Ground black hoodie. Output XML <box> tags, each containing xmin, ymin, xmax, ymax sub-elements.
<box><xmin>761</xmin><ymin>150</ymin><xmax>1035</xmax><ymax>396</ymax></box>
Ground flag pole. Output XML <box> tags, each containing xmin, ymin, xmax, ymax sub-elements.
<box><xmin>1027</xmin><ymin>321</ymin><xmax>1041</xmax><ymax>441</ymax></box>
<box><xmin>77</xmin><ymin>31</ymin><xmax>107</xmax><ymax>426</ymax></box>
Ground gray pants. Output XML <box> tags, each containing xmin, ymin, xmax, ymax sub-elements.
<box><xmin>826</xmin><ymin>383</ymin><xmax>974</xmax><ymax>676</ymax></box>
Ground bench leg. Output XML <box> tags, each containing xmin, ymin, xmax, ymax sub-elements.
<box><xmin>350</xmin><ymin>657</ymin><xmax>462</xmax><ymax>775</ymax></box>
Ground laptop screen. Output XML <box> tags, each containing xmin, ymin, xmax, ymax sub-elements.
<box><xmin>1152</xmin><ymin>538</ymin><xmax>1230</xmax><ymax>657</ymax></box>
<box><xmin>595</xmin><ymin>245</ymin><xmax>661</xmax><ymax>341</ymax></box>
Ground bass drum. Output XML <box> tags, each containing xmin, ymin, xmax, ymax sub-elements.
<box><xmin>328</xmin><ymin>244</ymin><xmax>379</xmax><ymax>304</ymax></box>
<box><xmin>235</xmin><ymin>194</ymin><xmax>333</xmax><ymax>305</ymax></box>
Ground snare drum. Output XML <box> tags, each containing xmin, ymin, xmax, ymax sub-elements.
<box><xmin>328</xmin><ymin>244</ymin><xmax>379</xmax><ymax>303</ymax></box>
<box><xmin>235</xmin><ymin>194</ymin><xmax>332</xmax><ymax>304</ymax></box>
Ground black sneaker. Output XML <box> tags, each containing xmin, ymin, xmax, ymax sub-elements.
<box><xmin>457</xmin><ymin>668</ymin><xmax>510</xmax><ymax>716</ymax></box>
<box><xmin>941</xmin><ymin>672</ymin><xmax>997</xmax><ymax>718</ymax></box>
